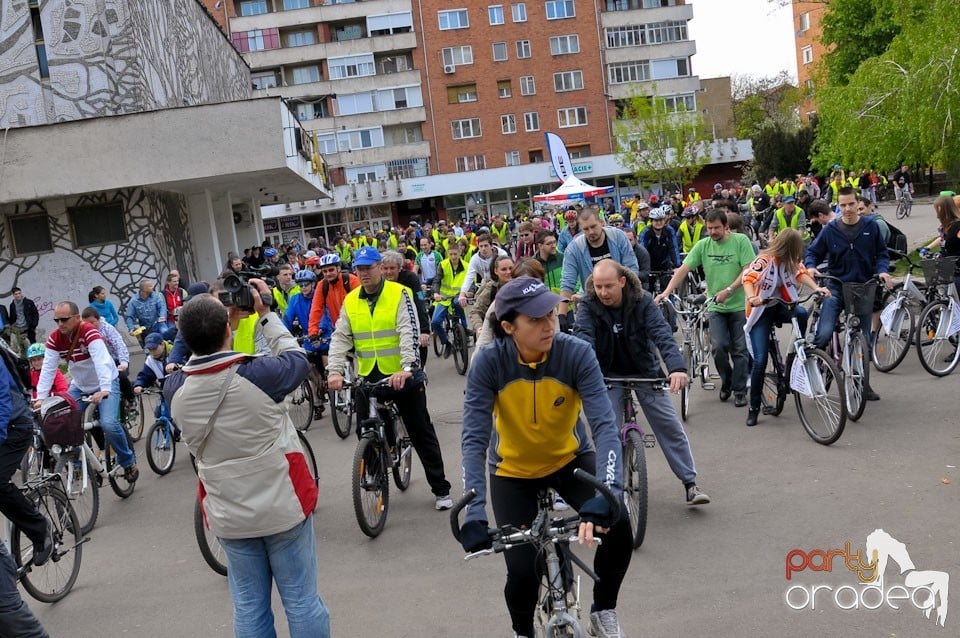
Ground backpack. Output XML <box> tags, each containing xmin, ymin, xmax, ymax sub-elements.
<box><xmin>39</xmin><ymin>393</ymin><xmax>84</xmax><ymax>447</ymax></box>
<box><xmin>881</xmin><ymin>216</ymin><xmax>908</xmax><ymax>257</ymax></box>
<box><xmin>322</xmin><ymin>273</ymin><xmax>353</xmax><ymax>299</ymax></box>
<box><xmin>0</xmin><ymin>339</ymin><xmax>32</xmax><ymax>396</ymax></box>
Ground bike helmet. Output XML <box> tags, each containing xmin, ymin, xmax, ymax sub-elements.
<box><xmin>319</xmin><ymin>253</ymin><xmax>340</xmax><ymax>267</ymax></box>
<box><xmin>305</xmin><ymin>255</ymin><xmax>321</xmax><ymax>267</ymax></box>
<box><xmin>264</xmin><ymin>247</ymin><xmax>279</xmax><ymax>258</ymax></box>
<box><xmin>608</xmin><ymin>213</ymin><xmax>624</xmax><ymax>224</ymax></box>
<box><xmin>294</xmin><ymin>269</ymin><xmax>317</xmax><ymax>284</ymax></box>
<box><xmin>648</xmin><ymin>206</ymin><xmax>668</xmax><ymax>220</ymax></box>
<box><xmin>682</xmin><ymin>206</ymin><xmax>700</xmax><ymax>218</ymax></box>
<box><xmin>26</xmin><ymin>342</ymin><xmax>45</xmax><ymax>359</ymax></box>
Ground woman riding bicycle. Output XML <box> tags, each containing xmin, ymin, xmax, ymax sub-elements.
<box><xmin>741</xmin><ymin>228</ymin><xmax>830</xmax><ymax>427</ymax></box>
<box><xmin>469</xmin><ymin>254</ymin><xmax>514</xmax><ymax>343</ymax></box>
<box><xmin>461</xmin><ymin>277</ymin><xmax>633</xmax><ymax>638</ymax></box>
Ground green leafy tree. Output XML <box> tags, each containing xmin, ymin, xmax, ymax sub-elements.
<box><xmin>751</xmin><ymin>122</ymin><xmax>816</xmax><ymax>182</ymax></box>
<box><xmin>613</xmin><ymin>88</ymin><xmax>712</xmax><ymax>193</ymax></box>
<box><xmin>731</xmin><ymin>72</ymin><xmax>802</xmax><ymax>139</ymax></box>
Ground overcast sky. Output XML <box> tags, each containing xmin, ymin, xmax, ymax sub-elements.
<box><xmin>689</xmin><ymin>0</ymin><xmax>798</xmax><ymax>82</ymax></box>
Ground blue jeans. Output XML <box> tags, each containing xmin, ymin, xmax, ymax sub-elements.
<box><xmin>812</xmin><ymin>295</ymin><xmax>870</xmax><ymax>351</ymax></box>
<box><xmin>748</xmin><ymin>305</ymin><xmax>808</xmax><ymax>410</ymax></box>
<box><xmin>431</xmin><ymin>303</ymin><xmax>466</xmax><ymax>346</ymax></box>
<box><xmin>69</xmin><ymin>377</ymin><xmax>135</xmax><ymax>468</ymax></box>
<box><xmin>220</xmin><ymin>515</ymin><xmax>331</xmax><ymax>638</ymax></box>
<box><xmin>607</xmin><ymin>384</ymin><xmax>696</xmax><ymax>485</ymax></box>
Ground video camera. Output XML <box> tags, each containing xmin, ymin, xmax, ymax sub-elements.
<box><xmin>218</xmin><ymin>264</ymin><xmax>279</xmax><ymax>313</ymax></box>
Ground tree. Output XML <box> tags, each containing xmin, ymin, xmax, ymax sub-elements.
<box><xmin>750</xmin><ymin>122</ymin><xmax>816</xmax><ymax>183</ymax></box>
<box><xmin>613</xmin><ymin>88</ymin><xmax>712</xmax><ymax>194</ymax></box>
<box><xmin>731</xmin><ymin>72</ymin><xmax>802</xmax><ymax>139</ymax></box>
<box><xmin>812</xmin><ymin>0</ymin><xmax>960</xmax><ymax>179</ymax></box>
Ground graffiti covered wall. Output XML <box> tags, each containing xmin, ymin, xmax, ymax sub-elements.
<box><xmin>0</xmin><ymin>187</ymin><xmax>196</xmax><ymax>339</ymax></box>
<box><xmin>0</xmin><ymin>0</ymin><xmax>250</xmax><ymax>127</ymax></box>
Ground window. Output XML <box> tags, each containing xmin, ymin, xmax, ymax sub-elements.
<box><xmin>70</xmin><ymin>202</ymin><xmax>127</xmax><ymax>248</ymax></box>
<box><xmin>283</xmin><ymin>0</ymin><xmax>309</xmax><ymax>8</ymax></box>
<box><xmin>439</xmin><ymin>9</ymin><xmax>469</xmax><ymax>30</ymax></box>
<box><xmin>451</xmin><ymin>118</ymin><xmax>482</xmax><ymax>139</ymax></box>
<box><xmin>368</xmin><ymin>12</ymin><xmax>415</xmax><ymax>35</ymax></box>
<box><xmin>498</xmin><ymin>79</ymin><xmax>512</xmax><ymax>98</ymax></box>
<box><xmin>501</xmin><ymin>114</ymin><xmax>517</xmax><ymax>134</ymax></box>
<box><xmin>338</xmin><ymin>127</ymin><xmax>384</xmax><ymax>151</ymax></box>
<box><xmin>251</xmin><ymin>71</ymin><xmax>279</xmax><ymax>89</ymax></box>
<box><xmin>608</xmin><ymin>61</ymin><xmax>649</xmax><ymax>84</ymax></box>
<box><xmin>456</xmin><ymin>155</ymin><xmax>486</xmax><ymax>172</ymax></box>
<box><xmin>505</xmin><ymin>150</ymin><xmax>521</xmax><ymax>166</ymax></box>
<box><xmin>8</xmin><ymin>214</ymin><xmax>52</xmax><ymax>255</ymax></box>
<box><xmin>447</xmin><ymin>84</ymin><xmax>478</xmax><ymax>104</ymax></box>
<box><xmin>232</xmin><ymin>28</ymin><xmax>280</xmax><ymax>53</ymax></box>
<box><xmin>802</xmin><ymin>45</ymin><xmax>813</xmax><ymax>65</ymax></box>
<box><xmin>660</xmin><ymin>93</ymin><xmax>695</xmax><ymax>112</ymax></box>
<box><xmin>558</xmin><ymin>106</ymin><xmax>587</xmax><ymax>127</ymax></box>
<box><xmin>239</xmin><ymin>0</ymin><xmax>267</xmax><ymax>16</ymax></box>
<box><xmin>489</xmin><ymin>5</ymin><xmax>504</xmax><ymax>24</ymax></box>
<box><xmin>529</xmin><ymin>149</ymin><xmax>544</xmax><ymax>162</ymax></box>
<box><xmin>512</xmin><ymin>3</ymin><xmax>527</xmax><ymax>22</ymax></box>
<box><xmin>649</xmin><ymin>57</ymin><xmax>688</xmax><ymax>80</ymax></box>
<box><xmin>516</xmin><ymin>40</ymin><xmax>531</xmax><ymax>59</ymax></box>
<box><xmin>286</xmin><ymin>30</ymin><xmax>316</xmax><ymax>47</ymax></box>
<box><xmin>568</xmin><ymin>144</ymin><xmax>590</xmax><ymax>158</ymax></box>
<box><xmin>799</xmin><ymin>12</ymin><xmax>810</xmax><ymax>33</ymax></box>
<box><xmin>605</xmin><ymin>21</ymin><xmax>687</xmax><ymax>48</ymax></box>
<box><xmin>295</xmin><ymin>101</ymin><xmax>329</xmax><ymax>121</ymax></box>
<box><xmin>553</xmin><ymin>70</ymin><xmax>583</xmax><ymax>92</ymax></box>
<box><xmin>520</xmin><ymin>75</ymin><xmax>536</xmax><ymax>95</ymax></box>
<box><xmin>546</xmin><ymin>0</ymin><xmax>574</xmax><ymax>20</ymax></box>
<box><xmin>328</xmin><ymin>54</ymin><xmax>376</xmax><ymax>79</ymax></box>
<box><xmin>523</xmin><ymin>111</ymin><xmax>539</xmax><ymax>131</ymax></box>
<box><xmin>805</xmin><ymin>78</ymin><xmax>815</xmax><ymax>90</ymax></box>
<box><xmin>549</xmin><ymin>34</ymin><xmax>579</xmax><ymax>55</ymax></box>
<box><xmin>291</xmin><ymin>65</ymin><xmax>321</xmax><ymax>84</ymax></box>
<box><xmin>442</xmin><ymin>46</ymin><xmax>474</xmax><ymax>66</ymax></box>
<box><xmin>493</xmin><ymin>42</ymin><xmax>508</xmax><ymax>61</ymax></box>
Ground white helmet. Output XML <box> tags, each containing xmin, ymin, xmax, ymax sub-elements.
<box><xmin>648</xmin><ymin>205</ymin><xmax>669</xmax><ymax>220</ymax></box>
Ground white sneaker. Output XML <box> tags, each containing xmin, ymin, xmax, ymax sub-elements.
<box><xmin>435</xmin><ymin>494</ymin><xmax>453</xmax><ymax>510</ymax></box>
<box><xmin>588</xmin><ymin>609</ymin><xmax>623</xmax><ymax>638</ymax></box>
<box><xmin>552</xmin><ymin>490</ymin><xmax>570</xmax><ymax>511</ymax></box>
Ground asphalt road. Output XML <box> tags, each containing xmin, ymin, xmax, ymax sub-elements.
<box><xmin>28</xmin><ymin>197</ymin><xmax>959</xmax><ymax>637</ymax></box>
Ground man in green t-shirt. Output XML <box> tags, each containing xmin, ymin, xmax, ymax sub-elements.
<box><xmin>655</xmin><ymin>208</ymin><xmax>755</xmax><ymax>407</ymax></box>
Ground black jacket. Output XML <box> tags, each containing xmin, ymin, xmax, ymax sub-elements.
<box><xmin>8</xmin><ymin>297</ymin><xmax>39</xmax><ymax>330</ymax></box>
<box><xmin>396</xmin><ymin>269</ymin><xmax>431</xmax><ymax>335</ymax></box>
<box><xmin>574</xmin><ymin>268</ymin><xmax>686</xmax><ymax>378</ymax></box>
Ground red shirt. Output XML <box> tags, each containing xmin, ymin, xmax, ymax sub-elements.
<box><xmin>164</xmin><ymin>286</ymin><xmax>184</xmax><ymax>322</ymax></box>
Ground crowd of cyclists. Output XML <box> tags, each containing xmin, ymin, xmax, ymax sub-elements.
<box><xmin>3</xmin><ymin>166</ymin><xmax>960</xmax><ymax>638</ymax></box>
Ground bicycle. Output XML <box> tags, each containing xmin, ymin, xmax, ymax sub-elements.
<box><xmin>288</xmin><ymin>336</ymin><xmax>330</xmax><ymax>433</ymax></box>
<box><xmin>915</xmin><ymin>255</ymin><xmax>960</xmax><ymax>376</ymax></box>
<box><xmin>193</xmin><ymin>429</ymin><xmax>319</xmax><ymax>577</ymax></box>
<box><xmin>648</xmin><ymin>269</ymin><xmax>679</xmax><ymax>330</ymax></box>
<box><xmin>450</xmin><ymin>469</ymin><xmax>620</xmax><ymax>638</ymax></box>
<box><xmin>120</xmin><ymin>391</ymin><xmax>145</xmax><ymax>442</ymax></box>
<box><xmin>894</xmin><ymin>183</ymin><xmax>913</xmax><ymax>220</ymax></box>
<box><xmin>328</xmin><ymin>352</ymin><xmax>357</xmax><ymax>439</ymax></box>
<box><xmin>6</xmin><ymin>473</ymin><xmax>84</xmax><ymax>602</ymax></box>
<box><xmin>873</xmin><ymin>250</ymin><xmax>930</xmax><ymax>372</ymax></box>
<box><xmin>141</xmin><ymin>386</ymin><xmax>181</xmax><ymax>476</ymax></box>
<box><xmin>604</xmin><ymin>377</ymin><xmax>664</xmax><ymax>549</ymax></box>
<box><xmin>668</xmin><ymin>293</ymin><xmax>715</xmax><ymax>420</ymax></box>
<box><xmin>434</xmin><ymin>294</ymin><xmax>470</xmax><ymax>375</ymax></box>
<box><xmin>80</xmin><ymin>395</ymin><xmax>137</xmax><ymax>498</ymax></box>
<box><xmin>756</xmin><ymin>292</ymin><xmax>847</xmax><ymax>445</ymax></box>
<box><xmin>349</xmin><ymin>377</ymin><xmax>414</xmax><ymax>538</ymax></box>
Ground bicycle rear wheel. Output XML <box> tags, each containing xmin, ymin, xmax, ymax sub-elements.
<box><xmin>297</xmin><ymin>431</ymin><xmax>319</xmax><ymax>487</ymax></box>
<box><xmin>392</xmin><ymin>416</ymin><xmax>413</xmax><ymax>491</ymax></box>
<box><xmin>352</xmin><ymin>437</ymin><xmax>390</xmax><ymax>538</ymax></box>
<box><xmin>194</xmin><ymin>498</ymin><xmax>228</xmax><ymax>576</ymax></box>
<box><xmin>145</xmin><ymin>421</ymin><xmax>176</xmax><ymax>475</ymax></box>
<box><xmin>432</xmin><ymin>332</ymin><xmax>442</xmax><ymax>357</ymax></box>
<box><xmin>680</xmin><ymin>343</ymin><xmax>692</xmax><ymax>421</ymax></box>
<box><xmin>873</xmin><ymin>299</ymin><xmax>914</xmax><ymax>372</ymax></box>
<box><xmin>452</xmin><ymin>323</ymin><xmax>470</xmax><ymax>375</ymax></box>
<box><xmin>896</xmin><ymin>199</ymin><xmax>908</xmax><ymax>220</ymax></box>
<box><xmin>793</xmin><ymin>349</ymin><xmax>847</xmax><ymax>445</ymax></box>
<box><xmin>123</xmin><ymin>394</ymin><xmax>145</xmax><ymax>442</ymax></box>
<box><xmin>760</xmin><ymin>372</ymin><xmax>785</xmax><ymax>417</ymax></box>
<box><xmin>916</xmin><ymin>300</ymin><xmax>960</xmax><ymax>376</ymax></box>
<box><xmin>623</xmin><ymin>429</ymin><xmax>648</xmax><ymax>550</ymax></box>
<box><xmin>289</xmin><ymin>379</ymin><xmax>315</xmax><ymax>432</ymax></box>
<box><xmin>328</xmin><ymin>387</ymin><xmax>354</xmax><ymax>439</ymax></box>
<box><xmin>844</xmin><ymin>331</ymin><xmax>869</xmax><ymax>421</ymax></box>
<box><xmin>12</xmin><ymin>482</ymin><xmax>83</xmax><ymax>603</ymax></box>
<box><xmin>62</xmin><ymin>457</ymin><xmax>99</xmax><ymax>536</ymax></box>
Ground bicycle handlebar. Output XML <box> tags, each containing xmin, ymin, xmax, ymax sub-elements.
<box><xmin>759</xmin><ymin>290</ymin><xmax>823</xmax><ymax>308</ymax></box>
<box><xmin>604</xmin><ymin>376</ymin><xmax>669</xmax><ymax>391</ymax></box>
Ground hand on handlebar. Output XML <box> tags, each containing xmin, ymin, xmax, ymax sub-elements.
<box><xmin>327</xmin><ymin>373</ymin><xmax>344</xmax><ymax>391</ymax></box>
<box><xmin>577</xmin><ymin>496</ymin><xmax>612</xmax><ymax>548</ymax></box>
<box><xmin>459</xmin><ymin>520</ymin><xmax>493</xmax><ymax>553</ymax></box>
<box><xmin>653</xmin><ymin>292</ymin><xmax>668</xmax><ymax>306</ymax></box>
<box><xmin>133</xmin><ymin>386</ymin><xmax>143</xmax><ymax>395</ymax></box>
<box><xmin>879</xmin><ymin>272</ymin><xmax>894</xmax><ymax>289</ymax></box>
<box><xmin>668</xmin><ymin>371</ymin><xmax>688</xmax><ymax>394</ymax></box>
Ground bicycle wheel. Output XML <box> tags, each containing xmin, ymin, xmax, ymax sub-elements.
<box><xmin>145</xmin><ymin>421</ymin><xmax>176</xmax><ymax>476</ymax></box>
<box><xmin>19</xmin><ymin>439</ymin><xmax>43</xmax><ymax>484</ymax></box>
<box><xmin>62</xmin><ymin>457</ymin><xmax>99</xmax><ymax>536</ymax></box>
<box><xmin>123</xmin><ymin>394</ymin><xmax>145</xmax><ymax>442</ymax></box>
<box><xmin>760</xmin><ymin>372</ymin><xmax>785</xmax><ymax>417</ymax></box>
<box><xmin>793</xmin><ymin>349</ymin><xmax>847</xmax><ymax>445</ymax></box>
<box><xmin>452</xmin><ymin>323</ymin><xmax>470</xmax><ymax>375</ymax></box>
<box><xmin>328</xmin><ymin>387</ymin><xmax>354</xmax><ymax>439</ymax></box>
<box><xmin>12</xmin><ymin>482</ymin><xmax>83</xmax><ymax>603</ymax></box>
<box><xmin>696</xmin><ymin>319</ymin><xmax>712</xmax><ymax>384</ymax></box>
<box><xmin>297</xmin><ymin>431</ymin><xmax>319</xmax><ymax>487</ymax></box>
<box><xmin>432</xmin><ymin>332</ymin><xmax>442</xmax><ymax>357</ymax></box>
<box><xmin>916</xmin><ymin>300</ymin><xmax>960</xmax><ymax>376</ymax></box>
<box><xmin>844</xmin><ymin>331</ymin><xmax>869</xmax><ymax>421</ymax></box>
<box><xmin>104</xmin><ymin>440</ymin><xmax>136</xmax><ymax>499</ymax></box>
<box><xmin>873</xmin><ymin>300</ymin><xmax>914</xmax><ymax>372</ymax></box>
<box><xmin>680</xmin><ymin>343</ymin><xmax>692</xmax><ymax>421</ymax></box>
<box><xmin>533</xmin><ymin>551</ymin><xmax>578</xmax><ymax>636</ymax></box>
<box><xmin>352</xmin><ymin>436</ymin><xmax>390</xmax><ymax>538</ymax></box>
<box><xmin>391</xmin><ymin>415</ymin><xmax>413</xmax><ymax>491</ymax></box>
<box><xmin>623</xmin><ymin>429</ymin><xmax>648</xmax><ymax>550</ymax></box>
<box><xmin>194</xmin><ymin>498</ymin><xmax>228</xmax><ymax>576</ymax></box>
<box><xmin>289</xmin><ymin>379</ymin><xmax>315</xmax><ymax>432</ymax></box>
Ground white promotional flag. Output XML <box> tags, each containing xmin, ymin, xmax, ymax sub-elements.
<box><xmin>545</xmin><ymin>132</ymin><xmax>573</xmax><ymax>183</ymax></box>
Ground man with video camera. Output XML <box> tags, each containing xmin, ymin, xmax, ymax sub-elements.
<box><xmin>164</xmin><ymin>278</ymin><xmax>330</xmax><ymax>638</ymax></box>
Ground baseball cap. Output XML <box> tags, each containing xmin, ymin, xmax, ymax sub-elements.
<box><xmin>714</xmin><ymin>183</ymin><xmax>723</xmax><ymax>189</ymax></box>
<box><xmin>353</xmin><ymin>246</ymin><xmax>382</xmax><ymax>267</ymax></box>
<box><xmin>264</xmin><ymin>247</ymin><xmax>278</xmax><ymax>258</ymax></box>
<box><xmin>783</xmin><ymin>195</ymin><xmax>796</xmax><ymax>203</ymax></box>
<box><xmin>186</xmin><ymin>282</ymin><xmax>209</xmax><ymax>297</ymax></box>
<box><xmin>144</xmin><ymin>333</ymin><xmax>164</xmax><ymax>350</ymax></box>
<box><xmin>496</xmin><ymin>277</ymin><xmax>562</xmax><ymax>320</ymax></box>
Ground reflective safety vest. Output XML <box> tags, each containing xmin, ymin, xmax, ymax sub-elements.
<box><xmin>432</xmin><ymin>228</ymin><xmax>444</xmax><ymax>247</ymax></box>
<box><xmin>388</xmin><ymin>234</ymin><xmax>399</xmax><ymax>250</ymax></box>
<box><xmin>773</xmin><ymin>207</ymin><xmax>804</xmax><ymax>238</ymax></box>
<box><xmin>781</xmin><ymin>182</ymin><xmax>797</xmax><ymax>197</ymax></box>
<box><xmin>764</xmin><ymin>183</ymin><xmax>780</xmax><ymax>198</ymax></box>
<box><xmin>272</xmin><ymin>284</ymin><xmax>300</xmax><ymax>316</ymax></box>
<box><xmin>232</xmin><ymin>314</ymin><xmax>258</xmax><ymax>355</ymax></box>
<box><xmin>686</xmin><ymin>192</ymin><xmax>701</xmax><ymax>206</ymax></box>
<box><xmin>491</xmin><ymin>222</ymin><xmax>510</xmax><ymax>246</ymax></box>
<box><xmin>438</xmin><ymin>258</ymin><xmax>467</xmax><ymax>307</ymax></box>
<box><xmin>336</xmin><ymin>244</ymin><xmax>352</xmax><ymax>263</ymax></box>
<box><xmin>677</xmin><ymin>220</ymin><xmax>705</xmax><ymax>253</ymax></box>
<box><xmin>343</xmin><ymin>281</ymin><xmax>403</xmax><ymax>377</ymax></box>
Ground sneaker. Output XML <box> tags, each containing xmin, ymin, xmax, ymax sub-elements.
<box><xmin>588</xmin><ymin>609</ymin><xmax>623</xmax><ymax>638</ymax></box>
<box><xmin>733</xmin><ymin>392</ymin><xmax>747</xmax><ymax>407</ymax></box>
<box><xmin>863</xmin><ymin>386</ymin><xmax>880</xmax><ymax>401</ymax></box>
<box><xmin>552</xmin><ymin>491</ymin><xmax>570</xmax><ymax>511</ymax></box>
<box><xmin>124</xmin><ymin>463</ymin><xmax>140</xmax><ymax>483</ymax></box>
<box><xmin>719</xmin><ymin>388</ymin><xmax>731</xmax><ymax>402</ymax></box>
<box><xmin>435</xmin><ymin>494</ymin><xmax>453</xmax><ymax>510</ymax></box>
<box><xmin>32</xmin><ymin>524</ymin><xmax>54</xmax><ymax>567</ymax></box>
<box><xmin>685</xmin><ymin>485</ymin><xmax>710</xmax><ymax>506</ymax></box>
<box><xmin>746</xmin><ymin>407</ymin><xmax>759</xmax><ymax>427</ymax></box>
<box><xmin>442</xmin><ymin>343</ymin><xmax>453</xmax><ymax>359</ymax></box>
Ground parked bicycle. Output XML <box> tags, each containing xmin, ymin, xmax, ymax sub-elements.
<box><xmin>604</xmin><ymin>377</ymin><xmax>664</xmax><ymax>549</ymax></box>
<box><xmin>349</xmin><ymin>377</ymin><xmax>414</xmax><ymax>538</ymax></box>
<box><xmin>873</xmin><ymin>250</ymin><xmax>930</xmax><ymax>372</ymax></box>
<box><xmin>914</xmin><ymin>255</ymin><xmax>960</xmax><ymax>376</ymax></box>
<box><xmin>668</xmin><ymin>293</ymin><xmax>714</xmax><ymax>420</ymax></box>
<box><xmin>450</xmin><ymin>469</ymin><xmax>620</xmax><ymax>637</ymax></box>
<box><xmin>141</xmin><ymin>386</ymin><xmax>182</xmax><ymax>476</ymax></box>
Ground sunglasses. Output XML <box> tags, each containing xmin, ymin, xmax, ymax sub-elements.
<box><xmin>53</xmin><ymin>316</ymin><xmax>75</xmax><ymax>323</ymax></box>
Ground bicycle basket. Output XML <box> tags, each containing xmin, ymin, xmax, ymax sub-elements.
<box><xmin>920</xmin><ymin>257</ymin><xmax>958</xmax><ymax>287</ymax></box>
<box><xmin>841</xmin><ymin>282</ymin><xmax>876</xmax><ymax>317</ymax></box>
<box><xmin>39</xmin><ymin>393</ymin><xmax>84</xmax><ymax>447</ymax></box>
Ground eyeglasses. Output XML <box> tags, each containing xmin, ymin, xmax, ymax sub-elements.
<box><xmin>53</xmin><ymin>316</ymin><xmax>75</xmax><ymax>324</ymax></box>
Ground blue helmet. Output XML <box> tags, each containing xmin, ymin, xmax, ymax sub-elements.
<box><xmin>264</xmin><ymin>247</ymin><xmax>279</xmax><ymax>258</ymax></box>
<box><xmin>294</xmin><ymin>269</ymin><xmax>317</xmax><ymax>284</ymax></box>
<box><xmin>26</xmin><ymin>343</ymin><xmax>45</xmax><ymax>359</ymax></box>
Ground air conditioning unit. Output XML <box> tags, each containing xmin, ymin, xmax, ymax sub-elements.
<box><xmin>443</xmin><ymin>64</ymin><xmax>456</xmax><ymax>74</ymax></box>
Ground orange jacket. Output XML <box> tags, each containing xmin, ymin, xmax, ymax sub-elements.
<box><xmin>308</xmin><ymin>273</ymin><xmax>360</xmax><ymax>334</ymax></box>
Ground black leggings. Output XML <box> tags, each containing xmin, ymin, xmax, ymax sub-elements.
<box><xmin>490</xmin><ymin>454</ymin><xmax>633</xmax><ymax>637</ymax></box>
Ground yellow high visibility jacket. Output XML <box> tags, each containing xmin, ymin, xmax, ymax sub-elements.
<box><xmin>343</xmin><ymin>281</ymin><xmax>403</xmax><ymax>377</ymax></box>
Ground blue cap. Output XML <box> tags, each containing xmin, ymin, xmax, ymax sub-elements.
<box><xmin>144</xmin><ymin>333</ymin><xmax>164</xmax><ymax>350</ymax></box>
<box><xmin>264</xmin><ymin>247</ymin><xmax>278</xmax><ymax>258</ymax></box>
<box><xmin>496</xmin><ymin>277</ymin><xmax>562</xmax><ymax>320</ymax></box>
<box><xmin>783</xmin><ymin>195</ymin><xmax>796</xmax><ymax>203</ymax></box>
<box><xmin>353</xmin><ymin>246</ymin><xmax>382</xmax><ymax>267</ymax></box>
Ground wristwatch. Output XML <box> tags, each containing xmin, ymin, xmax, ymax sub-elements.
<box><xmin>725</xmin><ymin>286</ymin><xmax>734</xmax><ymax>294</ymax></box>
<box><xmin>403</xmin><ymin>366</ymin><xmax>416</xmax><ymax>373</ymax></box>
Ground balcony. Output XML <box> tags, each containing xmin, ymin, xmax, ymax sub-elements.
<box><xmin>244</xmin><ymin>32</ymin><xmax>417</xmax><ymax>69</ymax></box>
<box><xmin>601</xmin><ymin>2</ymin><xmax>693</xmax><ymax>28</ymax></box>
<box><xmin>299</xmin><ymin>107</ymin><xmax>427</xmax><ymax>133</ymax></box>
<box><xmin>322</xmin><ymin>140</ymin><xmax>432</xmax><ymax>168</ymax></box>
<box><xmin>254</xmin><ymin>69</ymin><xmax>422</xmax><ymax>100</ymax></box>
<box><xmin>231</xmin><ymin>0</ymin><xmax>412</xmax><ymax>31</ymax></box>
<box><xmin>604</xmin><ymin>40</ymin><xmax>696</xmax><ymax>65</ymax></box>
<box><xmin>605</xmin><ymin>75</ymin><xmax>700</xmax><ymax>101</ymax></box>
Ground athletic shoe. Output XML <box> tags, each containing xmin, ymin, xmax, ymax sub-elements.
<box><xmin>32</xmin><ymin>525</ymin><xmax>54</xmax><ymax>567</ymax></box>
<box><xmin>443</xmin><ymin>343</ymin><xmax>453</xmax><ymax>359</ymax></box>
<box><xmin>685</xmin><ymin>485</ymin><xmax>710</xmax><ymax>506</ymax></box>
<box><xmin>552</xmin><ymin>491</ymin><xmax>570</xmax><ymax>511</ymax></box>
<box><xmin>719</xmin><ymin>388</ymin><xmax>731</xmax><ymax>402</ymax></box>
<box><xmin>435</xmin><ymin>494</ymin><xmax>453</xmax><ymax>510</ymax></box>
<box><xmin>588</xmin><ymin>609</ymin><xmax>623</xmax><ymax>638</ymax></box>
<box><xmin>124</xmin><ymin>463</ymin><xmax>140</xmax><ymax>483</ymax></box>
<box><xmin>733</xmin><ymin>392</ymin><xmax>747</xmax><ymax>407</ymax></box>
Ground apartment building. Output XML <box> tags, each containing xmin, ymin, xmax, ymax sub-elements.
<box><xmin>792</xmin><ymin>1</ymin><xmax>829</xmax><ymax>124</ymax></box>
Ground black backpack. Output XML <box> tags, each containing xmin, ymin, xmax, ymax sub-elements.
<box><xmin>884</xmin><ymin>218</ymin><xmax>908</xmax><ymax>257</ymax></box>
<box><xmin>322</xmin><ymin>273</ymin><xmax>353</xmax><ymax>298</ymax></box>
<box><xmin>0</xmin><ymin>339</ymin><xmax>32</xmax><ymax>397</ymax></box>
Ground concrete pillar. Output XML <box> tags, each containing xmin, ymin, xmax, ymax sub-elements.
<box><xmin>186</xmin><ymin>190</ymin><xmax>222</xmax><ymax>282</ymax></box>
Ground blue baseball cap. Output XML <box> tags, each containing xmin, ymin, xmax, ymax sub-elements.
<box><xmin>144</xmin><ymin>333</ymin><xmax>164</xmax><ymax>350</ymax></box>
<box><xmin>496</xmin><ymin>277</ymin><xmax>562</xmax><ymax>320</ymax></box>
<box><xmin>783</xmin><ymin>195</ymin><xmax>796</xmax><ymax>203</ymax></box>
<box><xmin>353</xmin><ymin>246</ymin><xmax>383</xmax><ymax>267</ymax></box>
